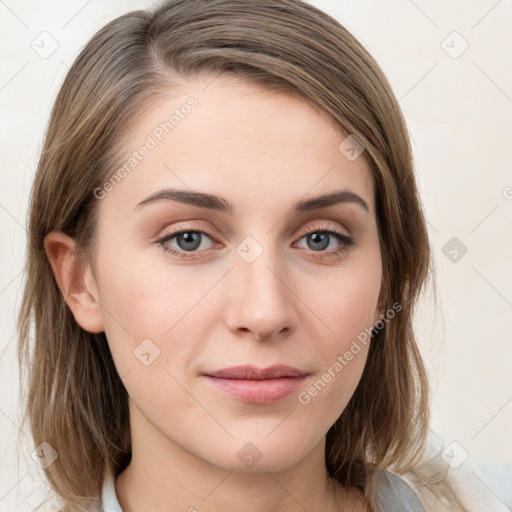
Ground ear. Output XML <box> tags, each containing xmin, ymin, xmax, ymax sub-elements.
<box><xmin>372</xmin><ymin>292</ymin><xmax>386</xmax><ymax>327</ymax></box>
<box><xmin>44</xmin><ymin>231</ymin><xmax>104</xmax><ymax>333</ymax></box>
<box><xmin>372</xmin><ymin>272</ymin><xmax>388</xmax><ymax>326</ymax></box>
<box><xmin>372</xmin><ymin>305</ymin><xmax>384</xmax><ymax>327</ymax></box>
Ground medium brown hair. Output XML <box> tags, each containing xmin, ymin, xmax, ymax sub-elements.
<box><xmin>18</xmin><ymin>0</ymin><xmax>466</xmax><ymax>510</ymax></box>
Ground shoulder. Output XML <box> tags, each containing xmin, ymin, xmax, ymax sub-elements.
<box><xmin>373</xmin><ymin>470</ymin><xmax>426</xmax><ymax>512</ymax></box>
<box><xmin>395</xmin><ymin>454</ymin><xmax>510</xmax><ymax>512</ymax></box>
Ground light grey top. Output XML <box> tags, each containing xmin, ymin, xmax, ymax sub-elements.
<box><xmin>100</xmin><ymin>470</ymin><xmax>426</xmax><ymax>512</ymax></box>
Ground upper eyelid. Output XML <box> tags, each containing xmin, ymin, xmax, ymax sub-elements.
<box><xmin>160</xmin><ymin>220</ymin><xmax>349</xmax><ymax>238</ymax></box>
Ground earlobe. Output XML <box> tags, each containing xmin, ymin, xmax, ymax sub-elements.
<box><xmin>44</xmin><ymin>231</ymin><xmax>104</xmax><ymax>333</ymax></box>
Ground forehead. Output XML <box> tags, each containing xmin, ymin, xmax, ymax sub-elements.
<box><xmin>101</xmin><ymin>74</ymin><xmax>375</xmax><ymax>216</ymax></box>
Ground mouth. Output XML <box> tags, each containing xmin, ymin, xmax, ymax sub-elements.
<box><xmin>202</xmin><ymin>365</ymin><xmax>309</xmax><ymax>404</ymax></box>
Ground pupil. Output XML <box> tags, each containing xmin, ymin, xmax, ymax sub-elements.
<box><xmin>309</xmin><ymin>232</ymin><xmax>329</xmax><ymax>251</ymax></box>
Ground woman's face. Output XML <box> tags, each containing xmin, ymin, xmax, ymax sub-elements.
<box><xmin>88</xmin><ymin>74</ymin><xmax>383</xmax><ymax>472</ymax></box>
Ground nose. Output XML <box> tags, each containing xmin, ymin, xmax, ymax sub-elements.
<box><xmin>223</xmin><ymin>245</ymin><xmax>299</xmax><ymax>341</ymax></box>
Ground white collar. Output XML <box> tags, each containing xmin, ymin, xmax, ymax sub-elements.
<box><xmin>101</xmin><ymin>471</ymin><xmax>123</xmax><ymax>512</ymax></box>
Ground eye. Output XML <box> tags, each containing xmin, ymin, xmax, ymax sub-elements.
<box><xmin>156</xmin><ymin>223</ymin><xmax>354</xmax><ymax>260</ymax></box>
<box><xmin>295</xmin><ymin>224</ymin><xmax>354</xmax><ymax>259</ymax></box>
<box><xmin>157</xmin><ymin>229</ymin><xmax>216</xmax><ymax>259</ymax></box>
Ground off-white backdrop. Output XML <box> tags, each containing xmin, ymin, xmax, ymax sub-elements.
<box><xmin>1</xmin><ymin>1</ymin><xmax>511</xmax><ymax>510</ymax></box>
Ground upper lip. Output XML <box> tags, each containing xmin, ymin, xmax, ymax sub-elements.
<box><xmin>204</xmin><ymin>365</ymin><xmax>308</xmax><ymax>380</ymax></box>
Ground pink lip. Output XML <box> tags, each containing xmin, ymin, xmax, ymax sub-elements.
<box><xmin>203</xmin><ymin>365</ymin><xmax>308</xmax><ymax>404</ymax></box>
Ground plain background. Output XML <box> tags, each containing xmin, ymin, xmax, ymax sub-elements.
<box><xmin>1</xmin><ymin>0</ymin><xmax>511</xmax><ymax>509</ymax></box>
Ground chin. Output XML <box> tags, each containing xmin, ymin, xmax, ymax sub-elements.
<box><xmin>200</xmin><ymin>437</ymin><xmax>311</xmax><ymax>474</ymax></box>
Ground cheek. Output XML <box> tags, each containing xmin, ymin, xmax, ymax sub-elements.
<box><xmin>94</xmin><ymin>242</ymin><xmax>220</xmax><ymax>374</ymax></box>
<box><xmin>295</xmin><ymin>257</ymin><xmax>381</xmax><ymax>409</ymax></box>
<box><xmin>94</xmin><ymin>257</ymin><xmax>211</xmax><ymax>421</ymax></box>
<box><xmin>307</xmin><ymin>254</ymin><xmax>381</xmax><ymax>345</ymax></box>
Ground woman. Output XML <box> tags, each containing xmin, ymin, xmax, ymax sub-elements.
<box><xmin>17</xmin><ymin>1</ymin><xmax>502</xmax><ymax>511</ymax></box>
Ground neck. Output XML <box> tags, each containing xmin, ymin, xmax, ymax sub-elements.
<box><xmin>114</xmin><ymin>405</ymin><xmax>356</xmax><ymax>512</ymax></box>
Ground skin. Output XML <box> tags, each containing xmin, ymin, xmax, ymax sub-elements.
<box><xmin>45</xmin><ymin>74</ymin><xmax>383</xmax><ymax>512</ymax></box>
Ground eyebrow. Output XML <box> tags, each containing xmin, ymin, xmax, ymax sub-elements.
<box><xmin>135</xmin><ymin>188</ymin><xmax>370</xmax><ymax>214</ymax></box>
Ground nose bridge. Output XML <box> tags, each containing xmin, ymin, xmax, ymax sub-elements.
<box><xmin>225</xmin><ymin>235</ymin><xmax>298</xmax><ymax>340</ymax></box>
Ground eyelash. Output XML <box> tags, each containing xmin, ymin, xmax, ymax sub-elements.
<box><xmin>156</xmin><ymin>223</ymin><xmax>354</xmax><ymax>261</ymax></box>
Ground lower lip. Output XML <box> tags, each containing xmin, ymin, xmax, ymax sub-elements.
<box><xmin>203</xmin><ymin>376</ymin><xmax>307</xmax><ymax>404</ymax></box>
